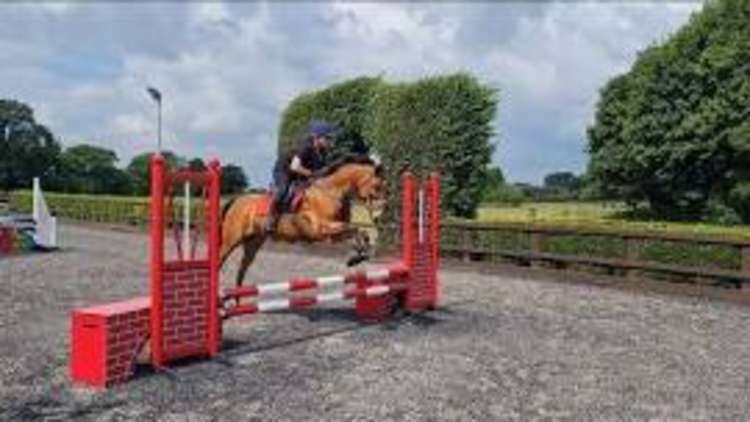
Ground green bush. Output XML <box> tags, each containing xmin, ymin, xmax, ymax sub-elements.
<box><xmin>278</xmin><ymin>77</ymin><xmax>383</xmax><ymax>158</ymax></box>
<box><xmin>365</xmin><ymin>73</ymin><xmax>497</xmax><ymax>219</ymax></box>
<box><xmin>703</xmin><ymin>198</ymin><xmax>743</xmax><ymax>226</ymax></box>
<box><xmin>11</xmin><ymin>190</ymin><xmax>150</xmax><ymax>225</ymax></box>
<box><xmin>278</xmin><ymin>73</ymin><xmax>498</xmax><ymax>221</ymax></box>
<box><xmin>483</xmin><ymin>184</ymin><xmax>527</xmax><ymax>206</ymax></box>
<box><xmin>726</xmin><ymin>181</ymin><xmax>750</xmax><ymax>223</ymax></box>
<box><xmin>10</xmin><ymin>190</ymin><xmax>208</xmax><ymax>227</ymax></box>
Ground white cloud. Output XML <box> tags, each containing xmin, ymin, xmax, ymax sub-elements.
<box><xmin>36</xmin><ymin>2</ymin><xmax>79</xmax><ymax>15</ymax></box>
<box><xmin>324</xmin><ymin>3</ymin><xmax>461</xmax><ymax>79</ymax></box>
<box><xmin>189</xmin><ymin>2</ymin><xmax>231</xmax><ymax>27</ymax></box>
<box><xmin>0</xmin><ymin>2</ymin><xmax>703</xmax><ymax>185</ymax></box>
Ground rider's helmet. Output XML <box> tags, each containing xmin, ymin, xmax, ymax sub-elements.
<box><xmin>307</xmin><ymin>120</ymin><xmax>340</xmax><ymax>147</ymax></box>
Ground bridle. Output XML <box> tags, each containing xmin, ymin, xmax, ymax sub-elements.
<box><xmin>310</xmin><ymin>167</ymin><xmax>384</xmax><ymax>222</ymax></box>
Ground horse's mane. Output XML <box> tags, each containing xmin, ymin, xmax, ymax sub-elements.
<box><xmin>317</xmin><ymin>154</ymin><xmax>380</xmax><ymax>178</ymax></box>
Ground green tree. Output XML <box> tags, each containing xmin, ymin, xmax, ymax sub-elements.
<box><xmin>0</xmin><ymin>99</ymin><xmax>61</xmax><ymax>190</ymax></box>
<box><xmin>126</xmin><ymin>151</ymin><xmax>184</xmax><ymax>195</ymax></box>
<box><xmin>221</xmin><ymin>164</ymin><xmax>249</xmax><ymax>194</ymax></box>
<box><xmin>587</xmin><ymin>0</ymin><xmax>750</xmax><ymax>220</ymax></box>
<box><xmin>543</xmin><ymin>172</ymin><xmax>580</xmax><ymax>192</ymax></box>
<box><xmin>188</xmin><ymin>158</ymin><xmax>206</xmax><ymax>171</ymax></box>
<box><xmin>484</xmin><ymin>166</ymin><xmax>505</xmax><ymax>186</ymax></box>
<box><xmin>54</xmin><ymin>144</ymin><xmax>132</xmax><ymax>194</ymax></box>
<box><xmin>481</xmin><ymin>165</ymin><xmax>506</xmax><ymax>202</ymax></box>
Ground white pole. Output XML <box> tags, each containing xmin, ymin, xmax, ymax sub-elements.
<box><xmin>33</xmin><ymin>177</ymin><xmax>41</xmax><ymax>222</ymax></box>
<box><xmin>32</xmin><ymin>177</ymin><xmax>57</xmax><ymax>248</ymax></box>
<box><xmin>183</xmin><ymin>182</ymin><xmax>190</xmax><ymax>254</ymax></box>
<box><xmin>418</xmin><ymin>187</ymin><xmax>424</xmax><ymax>244</ymax></box>
<box><xmin>50</xmin><ymin>215</ymin><xmax>57</xmax><ymax>248</ymax></box>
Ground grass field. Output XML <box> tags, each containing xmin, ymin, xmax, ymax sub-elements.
<box><xmin>477</xmin><ymin>201</ymin><xmax>750</xmax><ymax>240</ymax></box>
<box><xmin>9</xmin><ymin>188</ymin><xmax>750</xmax><ymax>241</ymax></box>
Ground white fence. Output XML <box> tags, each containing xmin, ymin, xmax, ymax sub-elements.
<box><xmin>32</xmin><ymin>177</ymin><xmax>57</xmax><ymax>248</ymax></box>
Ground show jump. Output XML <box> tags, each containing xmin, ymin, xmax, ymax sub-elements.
<box><xmin>70</xmin><ymin>154</ymin><xmax>441</xmax><ymax>388</ymax></box>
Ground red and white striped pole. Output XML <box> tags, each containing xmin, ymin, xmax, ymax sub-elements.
<box><xmin>221</xmin><ymin>266</ymin><xmax>408</xmax><ymax>318</ymax></box>
<box><xmin>224</xmin><ymin>282</ymin><xmax>408</xmax><ymax>318</ymax></box>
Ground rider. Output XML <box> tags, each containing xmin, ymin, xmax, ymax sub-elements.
<box><xmin>264</xmin><ymin>120</ymin><xmax>339</xmax><ymax>233</ymax></box>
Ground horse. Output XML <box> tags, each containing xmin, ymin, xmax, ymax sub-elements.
<box><xmin>219</xmin><ymin>155</ymin><xmax>386</xmax><ymax>289</ymax></box>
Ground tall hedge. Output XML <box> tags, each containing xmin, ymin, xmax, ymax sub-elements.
<box><xmin>365</xmin><ymin>74</ymin><xmax>497</xmax><ymax>219</ymax></box>
<box><xmin>278</xmin><ymin>73</ymin><xmax>497</xmax><ymax>219</ymax></box>
<box><xmin>587</xmin><ymin>0</ymin><xmax>750</xmax><ymax>221</ymax></box>
<box><xmin>277</xmin><ymin>76</ymin><xmax>383</xmax><ymax>158</ymax></box>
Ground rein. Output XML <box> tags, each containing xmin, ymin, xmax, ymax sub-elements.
<box><xmin>307</xmin><ymin>166</ymin><xmax>380</xmax><ymax>222</ymax></box>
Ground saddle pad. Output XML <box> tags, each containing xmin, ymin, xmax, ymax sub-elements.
<box><xmin>254</xmin><ymin>194</ymin><xmax>272</xmax><ymax>216</ymax></box>
<box><xmin>291</xmin><ymin>191</ymin><xmax>305</xmax><ymax>212</ymax></box>
<box><xmin>252</xmin><ymin>190</ymin><xmax>304</xmax><ymax>217</ymax></box>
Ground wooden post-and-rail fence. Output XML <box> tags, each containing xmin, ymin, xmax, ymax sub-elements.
<box><xmin>439</xmin><ymin>223</ymin><xmax>750</xmax><ymax>289</ymax></box>
<box><xmin>11</xmin><ymin>186</ymin><xmax>750</xmax><ymax>288</ymax></box>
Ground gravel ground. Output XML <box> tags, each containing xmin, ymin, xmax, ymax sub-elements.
<box><xmin>2</xmin><ymin>224</ymin><xmax>750</xmax><ymax>421</ymax></box>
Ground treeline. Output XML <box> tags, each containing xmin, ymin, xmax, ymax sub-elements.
<box><xmin>483</xmin><ymin>171</ymin><xmax>587</xmax><ymax>205</ymax></box>
<box><xmin>587</xmin><ymin>0</ymin><xmax>750</xmax><ymax>224</ymax></box>
<box><xmin>277</xmin><ymin>74</ymin><xmax>603</xmax><ymax>214</ymax></box>
<box><xmin>0</xmin><ymin>99</ymin><xmax>248</xmax><ymax>195</ymax></box>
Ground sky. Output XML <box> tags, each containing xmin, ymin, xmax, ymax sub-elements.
<box><xmin>1</xmin><ymin>1</ymin><xmax>703</xmax><ymax>186</ymax></box>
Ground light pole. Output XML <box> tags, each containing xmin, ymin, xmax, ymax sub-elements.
<box><xmin>147</xmin><ymin>87</ymin><xmax>162</xmax><ymax>152</ymax></box>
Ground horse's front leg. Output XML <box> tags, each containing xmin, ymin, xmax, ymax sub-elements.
<box><xmin>322</xmin><ymin>221</ymin><xmax>347</xmax><ymax>237</ymax></box>
<box><xmin>291</xmin><ymin>213</ymin><xmax>345</xmax><ymax>241</ymax></box>
<box><xmin>346</xmin><ymin>229</ymin><xmax>372</xmax><ymax>267</ymax></box>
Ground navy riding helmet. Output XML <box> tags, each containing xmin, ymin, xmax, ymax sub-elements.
<box><xmin>307</xmin><ymin>120</ymin><xmax>341</xmax><ymax>139</ymax></box>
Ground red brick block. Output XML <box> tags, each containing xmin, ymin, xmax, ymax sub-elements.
<box><xmin>70</xmin><ymin>297</ymin><xmax>151</xmax><ymax>388</ymax></box>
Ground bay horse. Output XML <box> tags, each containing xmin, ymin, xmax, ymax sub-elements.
<box><xmin>219</xmin><ymin>155</ymin><xmax>385</xmax><ymax>288</ymax></box>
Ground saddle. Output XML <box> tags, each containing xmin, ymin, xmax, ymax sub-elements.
<box><xmin>258</xmin><ymin>182</ymin><xmax>306</xmax><ymax>217</ymax></box>
<box><xmin>283</xmin><ymin>185</ymin><xmax>306</xmax><ymax>213</ymax></box>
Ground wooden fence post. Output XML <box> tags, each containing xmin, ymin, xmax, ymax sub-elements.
<box><xmin>461</xmin><ymin>228</ymin><xmax>473</xmax><ymax>262</ymax></box>
<box><xmin>741</xmin><ymin>245</ymin><xmax>750</xmax><ymax>291</ymax></box>
<box><xmin>625</xmin><ymin>236</ymin><xmax>640</xmax><ymax>280</ymax></box>
<box><xmin>530</xmin><ymin>230</ymin><xmax>543</xmax><ymax>268</ymax></box>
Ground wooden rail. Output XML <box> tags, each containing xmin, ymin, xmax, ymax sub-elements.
<box><xmin>10</xmin><ymin>188</ymin><xmax>750</xmax><ymax>288</ymax></box>
<box><xmin>438</xmin><ymin>222</ymin><xmax>750</xmax><ymax>288</ymax></box>
<box><xmin>357</xmin><ymin>221</ymin><xmax>750</xmax><ymax>288</ymax></box>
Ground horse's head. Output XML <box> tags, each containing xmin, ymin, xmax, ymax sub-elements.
<box><xmin>343</xmin><ymin>161</ymin><xmax>386</xmax><ymax>223</ymax></box>
<box><xmin>318</xmin><ymin>155</ymin><xmax>387</xmax><ymax>218</ymax></box>
<box><xmin>327</xmin><ymin>162</ymin><xmax>384</xmax><ymax>200</ymax></box>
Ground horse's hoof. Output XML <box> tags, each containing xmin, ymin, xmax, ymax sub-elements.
<box><xmin>346</xmin><ymin>254</ymin><xmax>369</xmax><ymax>267</ymax></box>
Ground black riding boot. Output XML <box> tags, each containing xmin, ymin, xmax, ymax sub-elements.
<box><xmin>264</xmin><ymin>201</ymin><xmax>280</xmax><ymax>233</ymax></box>
<box><xmin>266</xmin><ymin>169</ymin><xmax>290</xmax><ymax>234</ymax></box>
<box><xmin>265</xmin><ymin>187</ymin><xmax>286</xmax><ymax>233</ymax></box>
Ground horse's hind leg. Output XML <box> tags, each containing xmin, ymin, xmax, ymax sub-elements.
<box><xmin>235</xmin><ymin>234</ymin><xmax>266</xmax><ymax>288</ymax></box>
